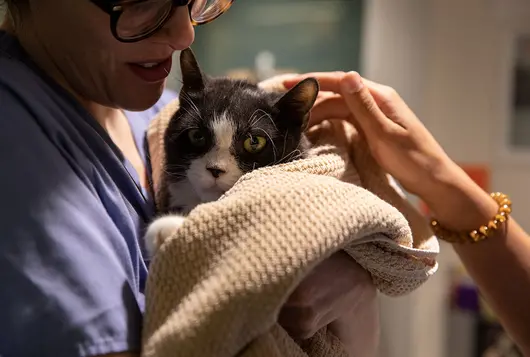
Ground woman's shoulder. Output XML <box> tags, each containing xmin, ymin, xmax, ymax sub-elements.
<box><xmin>0</xmin><ymin>35</ymin><xmax>147</xmax><ymax>357</ymax></box>
<box><xmin>0</xmin><ymin>31</ymin><xmax>55</xmax><ymax>96</ymax></box>
<box><xmin>0</xmin><ymin>38</ymin><xmax>85</xmax><ymax>143</ymax></box>
<box><xmin>0</xmin><ymin>36</ymin><xmax>115</xmax><ymax>169</ymax></box>
<box><xmin>0</xmin><ymin>44</ymin><xmax>147</xmax><ymax>226</ymax></box>
<box><xmin>0</xmin><ymin>63</ymin><xmax>96</xmax><ymax>175</ymax></box>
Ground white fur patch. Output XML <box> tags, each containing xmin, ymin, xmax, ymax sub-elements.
<box><xmin>211</xmin><ymin>112</ymin><xmax>235</xmax><ymax>151</ymax></box>
<box><xmin>144</xmin><ymin>214</ymin><xmax>186</xmax><ymax>257</ymax></box>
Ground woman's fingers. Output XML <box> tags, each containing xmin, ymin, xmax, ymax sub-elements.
<box><xmin>337</xmin><ymin>72</ymin><xmax>390</xmax><ymax>135</ymax></box>
<box><xmin>283</xmin><ymin>71</ymin><xmax>345</xmax><ymax>92</ymax></box>
<box><xmin>283</xmin><ymin>71</ymin><xmax>387</xmax><ymax>93</ymax></box>
<box><xmin>284</xmin><ymin>71</ymin><xmax>396</xmax><ymax>101</ymax></box>
<box><xmin>285</xmin><ymin>72</ymin><xmax>403</xmax><ymax>130</ymax></box>
<box><xmin>285</xmin><ymin>72</ymin><xmax>411</xmax><ymax>137</ymax></box>
<box><xmin>309</xmin><ymin>95</ymin><xmax>352</xmax><ymax>126</ymax></box>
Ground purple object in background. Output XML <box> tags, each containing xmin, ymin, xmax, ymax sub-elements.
<box><xmin>455</xmin><ymin>282</ymin><xmax>480</xmax><ymax>313</ymax></box>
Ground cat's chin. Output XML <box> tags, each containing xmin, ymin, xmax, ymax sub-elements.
<box><xmin>197</xmin><ymin>188</ymin><xmax>226</xmax><ymax>203</ymax></box>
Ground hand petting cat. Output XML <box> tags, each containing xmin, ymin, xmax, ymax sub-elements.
<box><xmin>283</xmin><ymin>71</ymin><xmax>452</xmax><ymax>201</ymax></box>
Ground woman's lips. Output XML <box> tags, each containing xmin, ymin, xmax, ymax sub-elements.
<box><xmin>128</xmin><ymin>57</ymin><xmax>173</xmax><ymax>83</ymax></box>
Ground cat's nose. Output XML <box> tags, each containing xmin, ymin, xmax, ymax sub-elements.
<box><xmin>206</xmin><ymin>166</ymin><xmax>226</xmax><ymax>178</ymax></box>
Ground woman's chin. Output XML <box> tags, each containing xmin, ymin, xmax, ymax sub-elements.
<box><xmin>119</xmin><ymin>84</ymin><xmax>166</xmax><ymax>112</ymax></box>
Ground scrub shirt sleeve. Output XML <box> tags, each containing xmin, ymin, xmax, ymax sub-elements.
<box><xmin>0</xmin><ymin>91</ymin><xmax>143</xmax><ymax>357</ymax></box>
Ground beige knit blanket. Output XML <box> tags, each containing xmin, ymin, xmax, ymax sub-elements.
<box><xmin>141</xmin><ymin>77</ymin><xmax>440</xmax><ymax>357</ymax></box>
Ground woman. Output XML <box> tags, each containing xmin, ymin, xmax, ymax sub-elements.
<box><xmin>283</xmin><ymin>71</ymin><xmax>530</xmax><ymax>355</ymax></box>
<box><xmin>0</xmin><ymin>1</ymin><xmax>378</xmax><ymax>357</ymax></box>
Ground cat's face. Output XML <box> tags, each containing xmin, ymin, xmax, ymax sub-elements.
<box><xmin>164</xmin><ymin>48</ymin><xmax>319</xmax><ymax>204</ymax></box>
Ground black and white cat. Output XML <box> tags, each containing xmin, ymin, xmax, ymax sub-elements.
<box><xmin>144</xmin><ymin>48</ymin><xmax>319</xmax><ymax>255</ymax></box>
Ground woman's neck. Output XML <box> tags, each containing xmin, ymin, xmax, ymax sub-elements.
<box><xmin>81</xmin><ymin>99</ymin><xmax>148</xmax><ymax>190</ymax></box>
<box><xmin>80</xmin><ymin>98</ymin><xmax>125</xmax><ymax>133</ymax></box>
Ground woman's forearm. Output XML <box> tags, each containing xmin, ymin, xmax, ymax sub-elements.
<box><xmin>424</xmin><ymin>163</ymin><xmax>530</xmax><ymax>353</ymax></box>
<box><xmin>455</xmin><ymin>219</ymin><xmax>530</xmax><ymax>354</ymax></box>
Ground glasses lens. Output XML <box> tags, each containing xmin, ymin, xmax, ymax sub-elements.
<box><xmin>190</xmin><ymin>0</ymin><xmax>232</xmax><ymax>24</ymax></box>
<box><xmin>116</xmin><ymin>0</ymin><xmax>173</xmax><ymax>40</ymax></box>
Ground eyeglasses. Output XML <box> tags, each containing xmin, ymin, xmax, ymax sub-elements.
<box><xmin>90</xmin><ymin>0</ymin><xmax>235</xmax><ymax>43</ymax></box>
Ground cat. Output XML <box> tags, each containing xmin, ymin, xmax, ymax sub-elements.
<box><xmin>143</xmin><ymin>48</ymin><xmax>319</xmax><ymax>255</ymax></box>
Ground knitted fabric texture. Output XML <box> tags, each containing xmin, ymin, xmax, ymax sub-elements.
<box><xmin>141</xmin><ymin>76</ymin><xmax>440</xmax><ymax>357</ymax></box>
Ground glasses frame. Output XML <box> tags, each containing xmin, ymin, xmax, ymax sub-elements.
<box><xmin>90</xmin><ymin>0</ymin><xmax>235</xmax><ymax>43</ymax></box>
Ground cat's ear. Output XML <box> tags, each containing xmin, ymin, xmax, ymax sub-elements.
<box><xmin>274</xmin><ymin>77</ymin><xmax>319</xmax><ymax>130</ymax></box>
<box><xmin>180</xmin><ymin>47</ymin><xmax>205</xmax><ymax>92</ymax></box>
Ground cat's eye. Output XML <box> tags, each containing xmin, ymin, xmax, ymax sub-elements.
<box><xmin>243</xmin><ymin>136</ymin><xmax>267</xmax><ymax>153</ymax></box>
<box><xmin>187</xmin><ymin>129</ymin><xmax>206</xmax><ymax>147</ymax></box>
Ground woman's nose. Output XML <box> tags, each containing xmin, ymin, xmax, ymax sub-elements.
<box><xmin>154</xmin><ymin>6</ymin><xmax>195</xmax><ymax>50</ymax></box>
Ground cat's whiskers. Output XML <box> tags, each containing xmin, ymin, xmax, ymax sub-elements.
<box><xmin>248</xmin><ymin>110</ymin><xmax>262</xmax><ymax>127</ymax></box>
<box><xmin>276</xmin><ymin>139</ymin><xmax>303</xmax><ymax>165</ymax></box>
<box><xmin>249</xmin><ymin>109</ymin><xmax>277</xmax><ymax>132</ymax></box>
<box><xmin>165</xmin><ymin>172</ymin><xmax>187</xmax><ymax>178</ymax></box>
<box><xmin>281</xmin><ymin>131</ymin><xmax>288</xmax><ymax>159</ymax></box>
<box><xmin>248</xmin><ymin>109</ymin><xmax>267</xmax><ymax>126</ymax></box>
<box><xmin>179</xmin><ymin>91</ymin><xmax>194</xmax><ymax>110</ymax></box>
<box><xmin>256</xmin><ymin>128</ymin><xmax>277</xmax><ymax>163</ymax></box>
<box><xmin>177</xmin><ymin>94</ymin><xmax>202</xmax><ymax>123</ymax></box>
<box><xmin>176</xmin><ymin>103</ymin><xmax>196</xmax><ymax>120</ymax></box>
<box><xmin>180</xmin><ymin>91</ymin><xmax>202</xmax><ymax>121</ymax></box>
<box><xmin>277</xmin><ymin>149</ymin><xmax>302</xmax><ymax>165</ymax></box>
<box><xmin>162</xmin><ymin>168</ymin><xmax>187</xmax><ymax>180</ymax></box>
<box><xmin>256</xmin><ymin>109</ymin><xmax>278</xmax><ymax>132</ymax></box>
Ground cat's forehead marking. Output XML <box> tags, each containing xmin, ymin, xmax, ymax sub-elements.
<box><xmin>211</xmin><ymin>112</ymin><xmax>236</xmax><ymax>150</ymax></box>
<box><xmin>243</xmin><ymin>88</ymin><xmax>261</xmax><ymax>98</ymax></box>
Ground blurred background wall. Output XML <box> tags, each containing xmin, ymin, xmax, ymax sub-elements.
<box><xmin>363</xmin><ymin>1</ymin><xmax>530</xmax><ymax>356</ymax></box>
<box><xmin>364</xmin><ymin>1</ymin><xmax>530</xmax><ymax>356</ymax></box>
<box><xmin>3</xmin><ymin>0</ymin><xmax>530</xmax><ymax>355</ymax></box>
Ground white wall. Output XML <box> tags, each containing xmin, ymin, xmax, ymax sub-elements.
<box><xmin>362</xmin><ymin>0</ymin><xmax>530</xmax><ymax>356</ymax></box>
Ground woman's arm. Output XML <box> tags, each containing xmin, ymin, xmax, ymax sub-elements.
<box><xmin>425</xmin><ymin>163</ymin><xmax>530</xmax><ymax>354</ymax></box>
<box><xmin>283</xmin><ymin>71</ymin><xmax>530</xmax><ymax>354</ymax></box>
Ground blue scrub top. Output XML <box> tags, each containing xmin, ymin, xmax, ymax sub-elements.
<box><xmin>0</xmin><ymin>30</ymin><xmax>177</xmax><ymax>357</ymax></box>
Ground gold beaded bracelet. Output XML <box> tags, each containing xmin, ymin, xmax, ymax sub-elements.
<box><xmin>430</xmin><ymin>192</ymin><xmax>512</xmax><ymax>244</ymax></box>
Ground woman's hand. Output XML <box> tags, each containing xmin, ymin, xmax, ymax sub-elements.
<box><xmin>283</xmin><ymin>72</ymin><xmax>530</xmax><ymax>355</ymax></box>
<box><xmin>285</xmin><ymin>72</ymin><xmax>452</xmax><ymax>198</ymax></box>
<box><xmin>278</xmin><ymin>251</ymin><xmax>379</xmax><ymax>356</ymax></box>
<box><xmin>284</xmin><ymin>72</ymin><xmax>494</xmax><ymax>231</ymax></box>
